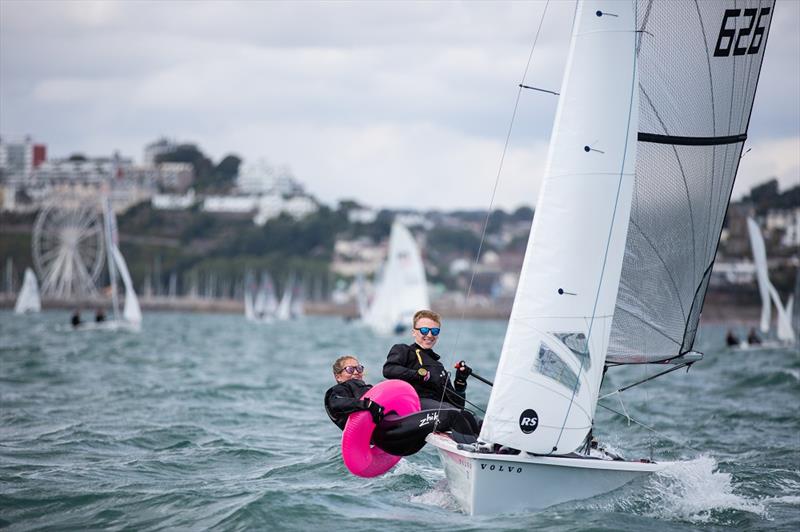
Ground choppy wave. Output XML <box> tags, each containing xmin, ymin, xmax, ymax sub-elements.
<box><xmin>1</xmin><ymin>313</ymin><xmax>798</xmax><ymax>530</ymax></box>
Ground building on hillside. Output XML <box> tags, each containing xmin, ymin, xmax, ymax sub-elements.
<box><xmin>203</xmin><ymin>195</ymin><xmax>259</xmax><ymax>214</ymax></box>
<box><xmin>152</xmin><ymin>189</ymin><xmax>197</xmax><ymax>210</ymax></box>
<box><xmin>237</xmin><ymin>160</ymin><xmax>305</xmax><ymax>196</ymax></box>
<box><xmin>348</xmin><ymin>207</ymin><xmax>377</xmax><ymax>224</ymax></box>
<box><xmin>710</xmin><ymin>260</ymin><xmax>757</xmax><ymax>287</ymax></box>
<box><xmin>155</xmin><ymin>162</ymin><xmax>194</xmax><ymax>192</ymax></box>
<box><xmin>0</xmin><ymin>135</ymin><xmax>47</xmax><ymax>181</ymax></box>
<box><xmin>766</xmin><ymin>207</ymin><xmax>800</xmax><ymax>248</ymax></box>
<box><xmin>331</xmin><ymin>237</ymin><xmax>386</xmax><ymax>276</ymax></box>
<box><xmin>143</xmin><ymin>138</ymin><xmax>180</xmax><ymax>166</ymax></box>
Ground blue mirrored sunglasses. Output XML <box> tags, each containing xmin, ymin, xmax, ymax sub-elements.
<box><xmin>415</xmin><ymin>327</ymin><xmax>440</xmax><ymax>336</ymax></box>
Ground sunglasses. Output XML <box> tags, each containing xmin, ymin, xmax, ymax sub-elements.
<box><xmin>339</xmin><ymin>365</ymin><xmax>364</xmax><ymax>375</ymax></box>
<box><xmin>414</xmin><ymin>327</ymin><xmax>440</xmax><ymax>336</ymax></box>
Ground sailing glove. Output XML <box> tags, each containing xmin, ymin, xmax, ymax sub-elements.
<box><xmin>454</xmin><ymin>360</ymin><xmax>472</xmax><ymax>386</ymax></box>
<box><xmin>364</xmin><ymin>399</ymin><xmax>385</xmax><ymax>424</ymax></box>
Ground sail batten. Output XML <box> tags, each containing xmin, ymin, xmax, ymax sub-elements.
<box><xmin>637</xmin><ymin>132</ymin><xmax>746</xmax><ymax>145</ymax></box>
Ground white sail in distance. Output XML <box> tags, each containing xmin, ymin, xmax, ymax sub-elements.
<box><xmin>111</xmin><ymin>244</ymin><xmax>142</xmax><ymax>329</ymax></box>
<box><xmin>276</xmin><ymin>274</ymin><xmax>295</xmax><ymax>321</ymax></box>
<box><xmin>747</xmin><ymin>217</ymin><xmax>772</xmax><ymax>333</ymax></box>
<box><xmin>362</xmin><ymin>222</ymin><xmax>429</xmax><ymax>334</ymax></box>
<box><xmin>14</xmin><ymin>267</ymin><xmax>41</xmax><ymax>314</ymax></box>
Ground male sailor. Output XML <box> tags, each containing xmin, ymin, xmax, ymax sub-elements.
<box><xmin>382</xmin><ymin>309</ymin><xmax>480</xmax><ymax>434</ymax></box>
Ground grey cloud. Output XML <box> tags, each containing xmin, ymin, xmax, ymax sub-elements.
<box><xmin>1</xmin><ymin>0</ymin><xmax>797</xmax><ymax>209</ymax></box>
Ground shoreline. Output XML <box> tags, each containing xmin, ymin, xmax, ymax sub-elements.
<box><xmin>0</xmin><ymin>292</ymin><xmax>763</xmax><ymax>325</ymax></box>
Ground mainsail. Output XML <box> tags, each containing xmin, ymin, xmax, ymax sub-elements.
<box><xmin>481</xmin><ymin>0</ymin><xmax>774</xmax><ymax>455</ymax></box>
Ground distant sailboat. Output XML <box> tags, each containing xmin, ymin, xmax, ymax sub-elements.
<box><xmin>14</xmin><ymin>267</ymin><xmax>41</xmax><ymax>314</ymax></box>
<box><xmin>80</xmin><ymin>196</ymin><xmax>142</xmax><ymax>332</ymax></box>
<box><xmin>290</xmin><ymin>278</ymin><xmax>306</xmax><ymax>319</ymax></box>
<box><xmin>427</xmin><ymin>0</ymin><xmax>774</xmax><ymax>514</ymax></box>
<box><xmin>747</xmin><ymin>217</ymin><xmax>795</xmax><ymax>345</ymax></box>
<box><xmin>362</xmin><ymin>222</ymin><xmax>429</xmax><ymax>334</ymax></box>
<box><xmin>792</xmin><ymin>270</ymin><xmax>800</xmax><ymax>345</ymax></box>
<box><xmin>244</xmin><ymin>275</ymin><xmax>257</xmax><ymax>321</ymax></box>
<box><xmin>245</xmin><ymin>271</ymin><xmax>279</xmax><ymax>323</ymax></box>
<box><xmin>354</xmin><ymin>272</ymin><xmax>369</xmax><ymax>319</ymax></box>
<box><xmin>276</xmin><ymin>274</ymin><xmax>295</xmax><ymax>321</ymax></box>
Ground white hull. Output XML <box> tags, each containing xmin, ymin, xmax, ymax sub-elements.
<box><xmin>427</xmin><ymin>433</ymin><xmax>668</xmax><ymax>515</ymax></box>
<box><xmin>731</xmin><ymin>340</ymin><xmax>789</xmax><ymax>351</ymax></box>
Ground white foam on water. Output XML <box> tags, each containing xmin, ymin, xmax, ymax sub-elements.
<box><xmin>385</xmin><ymin>455</ymin><xmax>443</xmax><ymax>481</ymax></box>
<box><xmin>781</xmin><ymin>368</ymin><xmax>799</xmax><ymax>381</ymax></box>
<box><xmin>765</xmin><ymin>495</ymin><xmax>800</xmax><ymax>505</ymax></box>
<box><xmin>640</xmin><ymin>455</ymin><xmax>767</xmax><ymax>523</ymax></box>
<box><xmin>408</xmin><ymin>479</ymin><xmax>460</xmax><ymax>512</ymax></box>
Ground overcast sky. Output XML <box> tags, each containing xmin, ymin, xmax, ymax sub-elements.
<box><xmin>1</xmin><ymin>0</ymin><xmax>797</xmax><ymax>210</ymax></box>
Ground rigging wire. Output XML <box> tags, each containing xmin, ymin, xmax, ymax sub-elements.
<box><xmin>596</xmin><ymin>400</ymin><xmax>703</xmax><ymax>455</ymax></box>
<box><xmin>442</xmin><ymin>0</ymin><xmax>553</xmax><ymax>415</ymax></box>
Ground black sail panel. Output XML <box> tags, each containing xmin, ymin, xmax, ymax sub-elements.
<box><xmin>606</xmin><ymin>0</ymin><xmax>775</xmax><ymax>364</ymax></box>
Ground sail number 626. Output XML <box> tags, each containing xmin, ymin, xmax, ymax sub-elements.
<box><xmin>713</xmin><ymin>7</ymin><xmax>770</xmax><ymax>57</ymax></box>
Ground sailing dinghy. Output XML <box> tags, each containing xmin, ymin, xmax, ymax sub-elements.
<box><xmin>427</xmin><ymin>0</ymin><xmax>774</xmax><ymax>514</ymax></box>
<box><xmin>246</xmin><ymin>272</ymin><xmax>279</xmax><ymax>323</ymax></box>
<box><xmin>746</xmin><ymin>217</ymin><xmax>796</xmax><ymax>345</ymax></box>
<box><xmin>362</xmin><ymin>222</ymin><xmax>430</xmax><ymax>334</ymax></box>
<box><xmin>14</xmin><ymin>267</ymin><xmax>42</xmax><ymax>314</ymax></box>
<box><xmin>80</xmin><ymin>196</ymin><xmax>142</xmax><ymax>332</ymax></box>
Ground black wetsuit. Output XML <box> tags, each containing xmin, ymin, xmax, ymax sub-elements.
<box><xmin>324</xmin><ymin>379</ymin><xmax>372</xmax><ymax>430</ymax></box>
<box><xmin>383</xmin><ymin>343</ymin><xmax>466</xmax><ymax>409</ymax></box>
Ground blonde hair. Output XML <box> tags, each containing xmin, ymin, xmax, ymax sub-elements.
<box><xmin>332</xmin><ymin>355</ymin><xmax>358</xmax><ymax>375</ymax></box>
<box><xmin>412</xmin><ymin>309</ymin><xmax>441</xmax><ymax>328</ymax></box>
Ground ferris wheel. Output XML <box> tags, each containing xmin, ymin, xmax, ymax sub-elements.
<box><xmin>32</xmin><ymin>197</ymin><xmax>106</xmax><ymax>299</ymax></box>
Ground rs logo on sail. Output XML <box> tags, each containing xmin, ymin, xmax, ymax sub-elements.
<box><xmin>519</xmin><ymin>409</ymin><xmax>539</xmax><ymax>434</ymax></box>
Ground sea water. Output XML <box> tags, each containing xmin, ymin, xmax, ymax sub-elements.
<box><xmin>1</xmin><ymin>311</ymin><xmax>798</xmax><ymax>531</ymax></box>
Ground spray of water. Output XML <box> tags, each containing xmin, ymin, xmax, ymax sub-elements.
<box><xmin>636</xmin><ymin>456</ymin><xmax>767</xmax><ymax>523</ymax></box>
